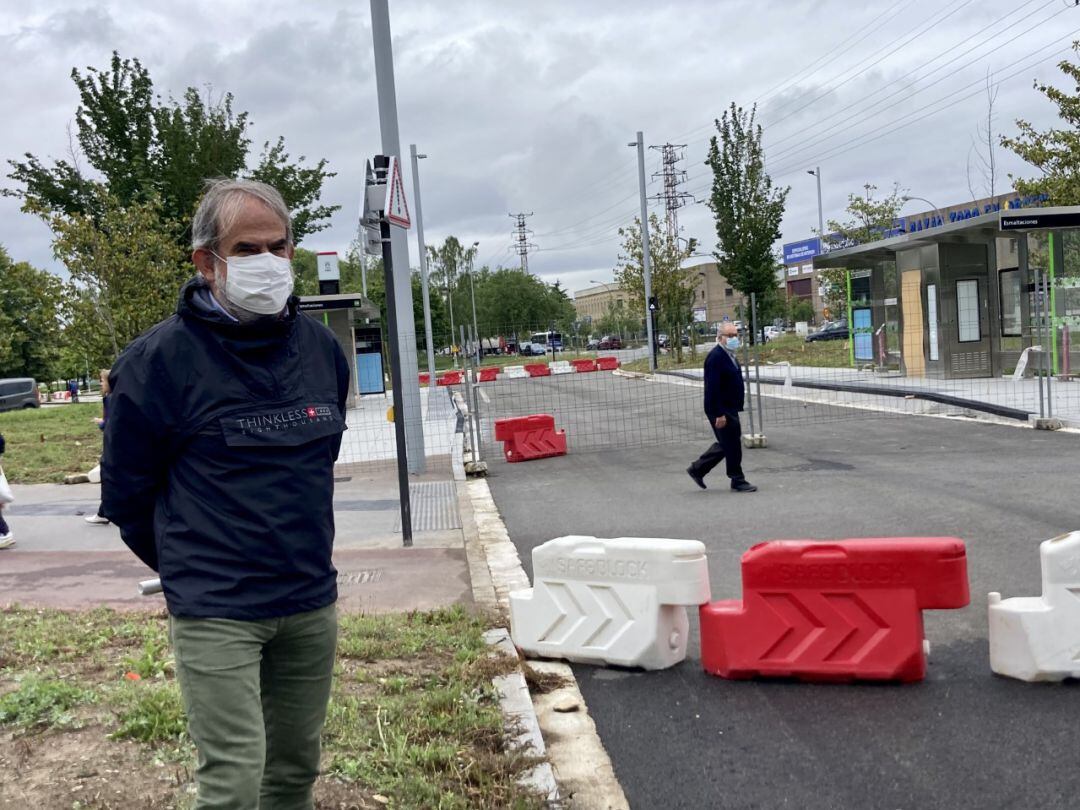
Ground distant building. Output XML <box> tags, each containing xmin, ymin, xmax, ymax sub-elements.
<box><xmin>573</xmin><ymin>284</ymin><xmax>629</xmax><ymax>323</ymax></box>
<box><xmin>683</xmin><ymin>261</ymin><xmax>744</xmax><ymax>326</ymax></box>
<box><xmin>575</xmin><ymin>263</ymin><xmax>746</xmax><ymax>330</ymax></box>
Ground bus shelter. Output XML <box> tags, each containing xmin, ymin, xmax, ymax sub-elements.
<box><xmin>813</xmin><ymin>207</ymin><xmax>1080</xmax><ymax>380</ymax></box>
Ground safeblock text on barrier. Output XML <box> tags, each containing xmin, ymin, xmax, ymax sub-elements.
<box><xmin>989</xmin><ymin>530</ymin><xmax>1080</xmax><ymax>682</ymax></box>
<box><xmin>510</xmin><ymin>536</ymin><xmax>711</xmax><ymax>670</ymax></box>
<box><xmin>699</xmin><ymin>538</ymin><xmax>970</xmax><ymax>683</ymax></box>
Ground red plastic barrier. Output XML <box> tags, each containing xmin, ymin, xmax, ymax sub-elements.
<box><xmin>493</xmin><ymin>414</ymin><xmax>567</xmax><ymax>462</ymax></box>
<box><xmin>419</xmin><ymin>373</ymin><xmax>431</xmax><ymax>385</ymax></box>
<box><xmin>436</xmin><ymin>371</ymin><xmax>463</xmax><ymax>386</ymax></box>
<box><xmin>524</xmin><ymin>363</ymin><xmax>551</xmax><ymax>377</ymax></box>
<box><xmin>571</xmin><ymin>359</ymin><xmax>598</xmax><ymax>373</ymax></box>
<box><xmin>596</xmin><ymin>356</ymin><xmax>620</xmax><ymax>371</ymax></box>
<box><xmin>699</xmin><ymin>538</ymin><xmax>969</xmax><ymax>683</ymax></box>
<box><xmin>477</xmin><ymin>367</ymin><xmax>500</xmax><ymax>382</ymax></box>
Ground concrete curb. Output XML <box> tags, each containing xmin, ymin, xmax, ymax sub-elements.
<box><xmin>466</xmin><ymin>477</ymin><xmax>630</xmax><ymax>810</ymax></box>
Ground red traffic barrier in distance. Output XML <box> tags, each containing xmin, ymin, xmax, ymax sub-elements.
<box><xmin>419</xmin><ymin>373</ymin><xmax>430</xmax><ymax>385</ymax></box>
<box><xmin>477</xmin><ymin>367</ymin><xmax>500</xmax><ymax>382</ymax></box>
<box><xmin>596</xmin><ymin>356</ymin><xmax>620</xmax><ymax>371</ymax></box>
<box><xmin>436</xmin><ymin>371</ymin><xmax>463</xmax><ymax>386</ymax></box>
<box><xmin>571</xmin><ymin>359</ymin><xmax>598</xmax><ymax>372</ymax></box>
<box><xmin>699</xmin><ymin>538</ymin><xmax>969</xmax><ymax>683</ymax></box>
<box><xmin>524</xmin><ymin>363</ymin><xmax>551</xmax><ymax>377</ymax></box>
<box><xmin>493</xmin><ymin>414</ymin><xmax>567</xmax><ymax>462</ymax></box>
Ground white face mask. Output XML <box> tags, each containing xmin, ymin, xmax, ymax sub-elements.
<box><xmin>214</xmin><ymin>251</ymin><xmax>294</xmax><ymax>315</ymax></box>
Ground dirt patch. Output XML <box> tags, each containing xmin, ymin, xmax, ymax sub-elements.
<box><xmin>0</xmin><ymin>725</ymin><xmax>193</xmax><ymax>809</ymax></box>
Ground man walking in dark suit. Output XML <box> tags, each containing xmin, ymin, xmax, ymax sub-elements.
<box><xmin>687</xmin><ymin>322</ymin><xmax>757</xmax><ymax>492</ymax></box>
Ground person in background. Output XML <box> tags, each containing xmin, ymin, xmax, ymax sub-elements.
<box><xmin>68</xmin><ymin>378</ymin><xmax>80</xmax><ymax>403</ymax></box>
<box><xmin>85</xmin><ymin>369</ymin><xmax>111</xmax><ymax>525</ymax></box>
<box><xmin>0</xmin><ymin>433</ymin><xmax>13</xmax><ymax>548</ymax></box>
<box><xmin>686</xmin><ymin>322</ymin><xmax>757</xmax><ymax>493</ymax></box>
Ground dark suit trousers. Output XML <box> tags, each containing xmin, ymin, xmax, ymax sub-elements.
<box><xmin>690</xmin><ymin>415</ymin><xmax>745</xmax><ymax>482</ymax></box>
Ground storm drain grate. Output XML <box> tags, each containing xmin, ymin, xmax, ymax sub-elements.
<box><xmin>393</xmin><ymin>481</ymin><xmax>461</xmax><ymax>532</ymax></box>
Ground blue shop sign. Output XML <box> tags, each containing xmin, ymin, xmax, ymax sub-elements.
<box><xmin>783</xmin><ymin>237</ymin><xmax>822</xmax><ymax>264</ymax></box>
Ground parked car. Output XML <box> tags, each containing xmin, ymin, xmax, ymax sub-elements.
<box><xmin>657</xmin><ymin>333</ymin><xmax>669</xmax><ymax>349</ymax></box>
<box><xmin>519</xmin><ymin>342</ymin><xmax>547</xmax><ymax>356</ymax></box>
<box><xmin>805</xmin><ymin>320</ymin><xmax>849</xmax><ymax>342</ymax></box>
<box><xmin>763</xmin><ymin>325</ymin><xmax>783</xmax><ymax>342</ymax></box>
<box><xmin>586</xmin><ymin>337</ymin><xmax>600</xmax><ymax>351</ymax></box>
<box><xmin>598</xmin><ymin>335</ymin><xmax>622</xmax><ymax>350</ymax></box>
<box><xmin>0</xmin><ymin>378</ymin><xmax>41</xmax><ymax>412</ymax></box>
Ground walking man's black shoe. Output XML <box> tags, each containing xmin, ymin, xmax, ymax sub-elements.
<box><xmin>731</xmin><ymin>480</ymin><xmax>758</xmax><ymax>493</ymax></box>
<box><xmin>687</xmin><ymin>467</ymin><xmax>707</xmax><ymax>490</ymax></box>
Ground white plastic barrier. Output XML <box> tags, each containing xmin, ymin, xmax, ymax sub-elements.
<box><xmin>509</xmin><ymin>535</ymin><xmax>711</xmax><ymax>670</ymax></box>
<box><xmin>503</xmin><ymin>365</ymin><xmax>529</xmax><ymax>379</ymax></box>
<box><xmin>988</xmin><ymin>531</ymin><xmax>1080</xmax><ymax>682</ymax></box>
<box><xmin>549</xmin><ymin>360</ymin><xmax>574</xmax><ymax>375</ymax></box>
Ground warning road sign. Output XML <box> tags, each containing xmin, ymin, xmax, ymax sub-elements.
<box><xmin>385</xmin><ymin>156</ymin><xmax>411</xmax><ymax>229</ymax></box>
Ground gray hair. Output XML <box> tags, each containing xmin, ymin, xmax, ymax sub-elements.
<box><xmin>191</xmin><ymin>178</ymin><xmax>293</xmax><ymax>251</ymax></box>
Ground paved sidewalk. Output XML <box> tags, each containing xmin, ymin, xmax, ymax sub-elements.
<box><xmin>0</xmin><ymin>463</ymin><xmax>472</xmax><ymax>614</ymax></box>
<box><xmin>672</xmin><ymin>361</ymin><xmax>1080</xmax><ymax>423</ymax></box>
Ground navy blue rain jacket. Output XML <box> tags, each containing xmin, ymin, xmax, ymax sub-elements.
<box><xmin>101</xmin><ymin>278</ymin><xmax>350</xmax><ymax>619</ymax></box>
<box><xmin>703</xmin><ymin>343</ymin><xmax>745</xmax><ymax>422</ymax></box>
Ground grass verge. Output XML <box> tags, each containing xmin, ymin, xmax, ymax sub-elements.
<box><xmin>0</xmin><ymin>402</ymin><xmax>103</xmax><ymax>483</ymax></box>
<box><xmin>0</xmin><ymin>604</ymin><xmax>546</xmax><ymax>809</ymax></box>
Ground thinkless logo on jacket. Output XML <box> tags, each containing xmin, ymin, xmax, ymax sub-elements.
<box><xmin>236</xmin><ymin>405</ymin><xmax>335</xmax><ymax>436</ymax></box>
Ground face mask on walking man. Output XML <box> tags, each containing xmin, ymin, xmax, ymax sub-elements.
<box><xmin>101</xmin><ymin>178</ymin><xmax>352</xmax><ymax>808</ymax></box>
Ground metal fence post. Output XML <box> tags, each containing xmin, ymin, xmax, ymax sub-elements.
<box><xmin>740</xmin><ymin>300</ymin><xmax>756</xmax><ymax>437</ymax></box>
<box><xmin>469</xmin><ymin>325</ymin><xmax>484</xmax><ymax>463</ymax></box>
<box><xmin>751</xmin><ymin>292</ymin><xmax>764</xmax><ymax>435</ymax></box>
<box><xmin>1044</xmin><ymin>273</ymin><xmax>1054</xmax><ymax>420</ymax></box>
<box><xmin>461</xmin><ymin>325</ymin><xmax>479</xmax><ymax>463</ymax></box>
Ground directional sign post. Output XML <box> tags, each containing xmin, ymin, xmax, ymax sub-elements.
<box><xmin>362</xmin><ymin>155</ymin><xmax>413</xmax><ymax>547</ymax></box>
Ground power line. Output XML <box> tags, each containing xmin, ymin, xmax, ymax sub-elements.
<box><xmin>764</xmin><ymin>29</ymin><xmax>1080</xmax><ymax>178</ymax></box>
<box><xmin>762</xmin><ymin>0</ymin><xmax>1067</xmax><ymax>164</ymax></box>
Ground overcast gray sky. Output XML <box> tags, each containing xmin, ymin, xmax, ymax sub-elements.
<box><xmin>1</xmin><ymin>0</ymin><xmax>1076</xmax><ymax>296</ymax></box>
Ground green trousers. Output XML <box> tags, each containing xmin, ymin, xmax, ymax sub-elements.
<box><xmin>171</xmin><ymin>603</ymin><xmax>337</xmax><ymax>810</ymax></box>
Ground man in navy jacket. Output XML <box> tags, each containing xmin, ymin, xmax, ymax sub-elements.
<box><xmin>687</xmin><ymin>322</ymin><xmax>757</xmax><ymax>492</ymax></box>
<box><xmin>103</xmin><ymin>179</ymin><xmax>350</xmax><ymax>808</ymax></box>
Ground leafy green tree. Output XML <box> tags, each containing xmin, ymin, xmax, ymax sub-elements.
<box><xmin>470</xmin><ymin>267</ymin><xmax>574</xmax><ymax>338</ymax></box>
<box><xmin>823</xmin><ymin>183</ymin><xmax>906</xmax><ymax>249</ymax></box>
<box><xmin>32</xmin><ymin>189</ymin><xmax>187</xmax><ymax>360</ymax></box>
<box><xmin>0</xmin><ymin>247</ymin><xmax>64</xmax><ymax>380</ymax></box>
<box><xmin>595</xmin><ymin>300</ymin><xmax>640</xmax><ymax>340</ymax></box>
<box><xmin>791</xmin><ymin>298</ymin><xmax>816</xmax><ymax>324</ymax></box>
<box><xmin>819</xmin><ymin>183</ymin><xmax>907</xmax><ymax>318</ymax></box>
<box><xmin>707</xmin><ymin>103</ymin><xmax>789</xmax><ymax>318</ymax></box>
<box><xmin>614</xmin><ymin>213</ymin><xmax>698</xmax><ymax>361</ymax></box>
<box><xmin>6</xmin><ymin>52</ymin><xmax>338</xmax><ymax>244</ymax></box>
<box><xmin>1002</xmin><ymin>41</ymin><xmax>1080</xmax><ymax>205</ymax></box>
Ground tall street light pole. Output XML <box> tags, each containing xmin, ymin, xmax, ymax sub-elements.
<box><xmin>807</xmin><ymin>167</ymin><xmax>824</xmax><ymax>248</ymax></box>
<box><xmin>630</xmin><ymin>131</ymin><xmax>656</xmax><ymax>371</ymax></box>
<box><xmin>370</xmin><ymin>0</ymin><xmax>425</xmax><ymax>473</ymax></box>
<box><xmin>467</xmin><ymin>241</ymin><xmax>480</xmax><ymax>363</ymax></box>
<box><xmin>410</xmin><ymin>145</ymin><xmax>436</xmax><ymax>385</ymax></box>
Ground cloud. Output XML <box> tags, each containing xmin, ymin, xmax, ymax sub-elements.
<box><xmin>0</xmin><ymin>0</ymin><xmax>1073</xmax><ymax>293</ymax></box>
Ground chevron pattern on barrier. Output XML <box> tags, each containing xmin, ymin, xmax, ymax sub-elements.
<box><xmin>436</xmin><ymin>371</ymin><xmax>463</xmax><ymax>386</ymax></box>
<box><xmin>699</xmin><ymin>538</ymin><xmax>969</xmax><ymax>683</ymax></box>
<box><xmin>525</xmin><ymin>363</ymin><xmax>551</xmax><ymax>377</ymax></box>
<box><xmin>494</xmin><ymin>414</ymin><xmax>567</xmax><ymax>462</ymax></box>
<box><xmin>596</xmin><ymin>356</ymin><xmax>620</xmax><ymax>370</ymax></box>
<box><xmin>477</xmin><ymin>367</ymin><xmax>499</xmax><ymax>382</ymax></box>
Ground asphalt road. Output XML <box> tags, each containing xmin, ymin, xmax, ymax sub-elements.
<box><xmin>484</xmin><ymin>375</ymin><xmax>1080</xmax><ymax>810</ymax></box>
